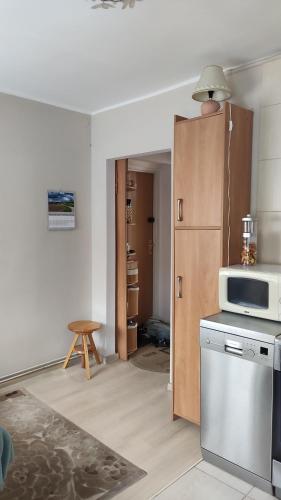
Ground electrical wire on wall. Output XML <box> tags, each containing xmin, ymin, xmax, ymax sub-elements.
<box><xmin>227</xmin><ymin>103</ymin><xmax>233</xmax><ymax>267</ymax></box>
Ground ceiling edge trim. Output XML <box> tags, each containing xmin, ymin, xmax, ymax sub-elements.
<box><xmin>1</xmin><ymin>51</ymin><xmax>280</xmax><ymax>116</ymax></box>
<box><xmin>91</xmin><ymin>51</ymin><xmax>281</xmax><ymax>116</ymax></box>
<box><xmin>0</xmin><ymin>88</ymin><xmax>91</xmax><ymax>115</ymax></box>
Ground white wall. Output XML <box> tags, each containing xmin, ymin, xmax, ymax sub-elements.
<box><xmin>91</xmin><ymin>56</ymin><xmax>281</xmax><ymax>356</ymax></box>
<box><xmin>0</xmin><ymin>94</ymin><xmax>91</xmax><ymax>379</ymax></box>
<box><xmin>153</xmin><ymin>165</ymin><xmax>171</xmax><ymax>323</ymax></box>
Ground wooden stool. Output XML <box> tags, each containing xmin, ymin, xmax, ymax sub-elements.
<box><xmin>63</xmin><ymin>321</ymin><xmax>102</xmax><ymax>380</ymax></box>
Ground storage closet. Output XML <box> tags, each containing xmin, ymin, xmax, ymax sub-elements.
<box><xmin>126</xmin><ymin>171</ymin><xmax>139</xmax><ymax>355</ymax></box>
<box><xmin>173</xmin><ymin>103</ymin><xmax>253</xmax><ymax>425</ymax></box>
<box><xmin>126</xmin><ymin>170</ymin><xmax>154</xmax><ymax>355</ymax></box>
<box><xmin>116</xmin><ymin>155</ymin><xmax>171</xmax><ymax>365</ymax></box>
<box><xmin>116</xmin><ymin>163</ymin><xmax>155</xmax><ymax>360</ymax></box>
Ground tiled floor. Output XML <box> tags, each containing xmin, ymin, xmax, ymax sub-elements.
<box><xmin>154</xmin><ymin>461</ymin><xmax>276</xmax><ymax>500</ymax></box>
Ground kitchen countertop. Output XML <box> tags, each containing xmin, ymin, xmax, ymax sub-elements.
<box><xmin>200</xmin><ymin>311</ymin><xmax>281</xmax><ymax>344</ymax></box>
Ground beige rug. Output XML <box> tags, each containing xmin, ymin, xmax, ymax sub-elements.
<box><xmin>0</xmin><ymin>389</ymin><xmax>146</xmax><ymax>499</ymax></box>
<box><xmin>129</xmin><ymin>344</ymin><xmax>170</xmax><ymax>373</ymax></box>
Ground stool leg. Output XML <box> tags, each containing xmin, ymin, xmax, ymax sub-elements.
<box><xmin>82</xmin><ymin>336</ymin><xmax>91</xmax><ymax>380</ymax></box>
<box><xmin>88</xmin><ymin>333</ymin><xmax>102</xmax><ymax>365</ymax></box>
<box><xmin>63</xmin><ymin>334</ymin><xmax>79</xmax><ymax>369</ymax></box>
<box><xmin>81</xmin><ymin>353</ymin><xmax>85</xmax><ymax>369</ymax></box>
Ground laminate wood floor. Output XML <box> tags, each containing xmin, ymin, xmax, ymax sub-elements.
<box><xmin>2</xmin><ymin>359</ymin><xmax>201</xmax><ymax>499</ymax></box>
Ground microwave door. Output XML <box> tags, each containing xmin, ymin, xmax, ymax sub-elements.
<box><xmin>227</xmin><ymin>277</ymin><xmax>269</xmax><ymax>310</ymax></box>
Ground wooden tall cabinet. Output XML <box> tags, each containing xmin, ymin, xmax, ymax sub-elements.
<box><xmin>173</xmin><ymin>103</ymin><xmax>253</xmax><ymax>425</ymax></box>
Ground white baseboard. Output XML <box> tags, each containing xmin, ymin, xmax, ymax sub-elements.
<box><xmin>0</xmin><ymin>353</ymin><xmax>80</xmax><ymax>384</ymax></box>
<box><xmin>103</xmin><ymin>353</ymin><xmax>119</xmax><ymax>364</ymax></box>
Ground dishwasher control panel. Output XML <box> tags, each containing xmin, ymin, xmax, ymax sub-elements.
<box><xmin>200</xmin><ymin>327</ymin><xmax>274</xmax><ymax>368</ymax></box>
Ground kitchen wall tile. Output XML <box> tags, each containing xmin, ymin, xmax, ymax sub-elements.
<box><xmin>257</xmin><ymin>159</ymin><xmax>281</xmax><ymax>211</ymax></box>
<box><xmin>260</xmin><ymin>104</ymin><xmax>281</xmax><ymax>160</ymax></box>
<box><xmin>257</xmin><ymin>211</ymin><xmax>281</xmax><ymax>264</ymax></box>
<box><xmin>260</xmin><ymin>58</ymin><xmax>281</xmax><ymax>107</ymax></box>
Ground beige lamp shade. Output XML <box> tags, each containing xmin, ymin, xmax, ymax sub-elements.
<box><xmin>192</xmin><ymin>65</ymin><xmax>231</xmax><ymax>102</ymax></box>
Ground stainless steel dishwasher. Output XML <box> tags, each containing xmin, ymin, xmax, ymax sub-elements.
<box><xmin>200</xmin><ymin>312</ymin><xmax>281</xmax><ymax>497</ymax></box>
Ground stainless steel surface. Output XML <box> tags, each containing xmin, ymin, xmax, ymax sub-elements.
<box><xmin>276</xmin><ymin>487</ymin><xmax>281</xmax><ymax>500</ymax></box>
<box><xmin>177</xmin><ymin>198</ymin><xmax>183</xmax><ymax>222</ymax></box>
<box><xmin>176</xmin><ymin>276</ymin><xmax>182</xmax><ymax>299</ymax></box>
<box><xmin>201</xmin><ymin>327</ymin><xmax>274</xmax><ymax>481</ymax></box>
<box><xmin>274</xmin><ymin>337</ymin><xmax>281</xmax><ymax>371</ymax></box>
<box><xmin>200</xmin><ymin>328</ymin><xmax>274</xmax><ymax>367</ymax></box>
<box><xmin>200</xmin><ymin>311</ymin><xmax>281</xmax><ymax>344</ymax></box>
<box><xmin>224</xmin><ymin>345</ymin><xmax>243</xmax><ymax>355</ymax></box>
<box><xmin>202</xmin><ymin>449</ymin><xmax>274</xmax><ymax>496</ymax></box>
<box><xmin>273</xmin><ymin>460</ymin><xmax>281</xmax><ymax>489</ymax></box>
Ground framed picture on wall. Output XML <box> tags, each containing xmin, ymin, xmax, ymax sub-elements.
<box><xmin>48</xmin><ymin>191</ymin><xmax>76</xmax><ymax>230</ymax></box>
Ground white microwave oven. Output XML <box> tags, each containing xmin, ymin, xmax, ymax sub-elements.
<box><xmin>219</xmin><ymin>264</ymin><xmax>281</xmax><ymax>321</ymax></box>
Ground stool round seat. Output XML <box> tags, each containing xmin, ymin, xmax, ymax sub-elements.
<box><xmin>68</xmin><ymin>320</ymin><xmax>101</xmax><ymax>334</ymax></box>
<box><xmin>63</xmin><ymin>320</ymin><xmax>102</xmax><ymax>380</ymax></box>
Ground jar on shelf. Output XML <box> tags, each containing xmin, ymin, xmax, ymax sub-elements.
<box><xmin>241</xmin><ymin>214</ymin><xmax>257</xmax><ymax>266</ymax></box>
<box><xmin>126</xmin><ymin>199</ymin><xmax>133</xmax><ymax>224</ymax></box>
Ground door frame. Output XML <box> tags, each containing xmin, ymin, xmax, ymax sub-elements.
<box><xmin>113</xmin><ymin>150</ymin><xmax>172</xmax><ymax>375</ymax></box>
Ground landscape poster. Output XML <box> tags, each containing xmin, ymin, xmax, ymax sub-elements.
<box><xmin>48</xmin><ymin>191</ymin><xmax>75</xmax><ymax>230</ymax></box>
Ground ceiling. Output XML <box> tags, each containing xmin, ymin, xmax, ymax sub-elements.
<box><xmin>136</xmin><ymin>152</ymin><xmax>171</xmax><ymax>165</ymax></box>
<box><xmin>0</xmin><ymin>0</ymin><xmax>281</xmax><ymax>114</ymax></box>
<box><xmin>129</xmin><ymin>151</ymin><xmax>171</xmax><ymax>172</ymax></box>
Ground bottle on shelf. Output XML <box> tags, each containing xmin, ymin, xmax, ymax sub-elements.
<box><xmin>241</xmin><ymin>214</ymin><xmax>257</xmax><ymax>266</ymax></box>
<box><xmin>126</xmin><ymin>199</ymin><xmax>133</xmax><ymax>224</ymax></box>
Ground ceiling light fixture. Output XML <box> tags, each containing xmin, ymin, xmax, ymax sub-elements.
<box><xmin>91</xmin><ymin>0</ymin><xmax>143</xmax><ymax>9</ymax></box>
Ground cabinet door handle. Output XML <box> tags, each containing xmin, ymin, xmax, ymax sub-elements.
<box><xmin>176</xmin><ymin>276</ymin><xmax>183</xmax><ymax>299</ymax></box>
<box><xmin>177</xmin><ymin>198</ymin><xmax>183</xmax><ymax>222</ymax></box>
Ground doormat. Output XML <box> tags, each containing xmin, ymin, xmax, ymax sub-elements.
<box><xmin>130</xmin><ymin>344</ymin><xmax>170</xmax><ymax>373</ymax></box>
<box><xmin>0</xmin><ymin>389</ymin><xmax>146</xmax><ymax>499</ymax></box>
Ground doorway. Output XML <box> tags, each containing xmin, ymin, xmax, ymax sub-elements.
<box><xmin>115</xmin><ymin>152</ymin><xmax>172</xmax><ymax>372</ymax></box>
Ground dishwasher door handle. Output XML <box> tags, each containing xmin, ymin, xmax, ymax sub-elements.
<box><xmin>225</xmin><ymin>345</ymin><xmax>243</xmax><ymax>356</ymax></box>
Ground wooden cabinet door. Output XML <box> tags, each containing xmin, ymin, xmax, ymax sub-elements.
<box><xmin>116</xmin><ymin>159</ymin><xmax>128</xmax><ymax>361</ymax></box>
<box><xmin>134</xmin><ymin>172</ymin><xmax>154</xmax><ymax>324</ymax></box>
<box><xmin>173</xmin><ymin>229</ymin><xmax>221</xmax><ymax>424</ymax></box>
<box><xmin>174</xmin><ymin>114</ymin><xmax>225</xmax><ymax>228</ymax></box>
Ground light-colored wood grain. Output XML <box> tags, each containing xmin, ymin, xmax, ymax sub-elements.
<box><xmin>68</xmin><ymin>320</ymin><xmax>101</xmax><ymax>333</ymax></box>
<box><xmin>82</xmin><ymin>335</ymin><xmax>91</xmax><ymax>380</ymax></box>
<box><xmin>174</xmin><ymin>115</ymin><xmax>188</xmax><ymax>124</ymax></box>
<box><xmin>134</xmin><ymin>171</ymin><xmax>154</xmax><ymax>324</ymax></box>
<box><xmin>88</xmin><ymin>333</ymin><xmax>102</xmax><ymax>365</ymax></box>
<box><xmin>63</xmin><ymin>333</ymin><xmax>79</xmax><ymax>369</ymax></box>
<box><xmin>172</xmin><ymin>104</ymin><xmax>252</xmax><ymax>425</ymax></box>
<box><xmin>2</xmin><ymin>360</ymin><xmax>201</xmax><ymax>500</ymax></box>
<box><xmin>115</xmin><ymin>159</ymin><xmax>128</xmax><ymax>361</ymax></box>
<box><xmin>127</xmin><ymin>325</ymin><xmax>138</xmax><ymax>354</ymax></box>
<box><xmin>222</xmin><ymin>102</ymin><xmax>253</xmax><ymax>265</ymax></box>
<box><xmin>174</xmin><ymin>113</ymin><xmax>225</xmax><ymax>228</ymax></box>
<box><xmin>173</xmin><ymin>229</ymin><xmax>221</xmax><ymax>425</ymax></box>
